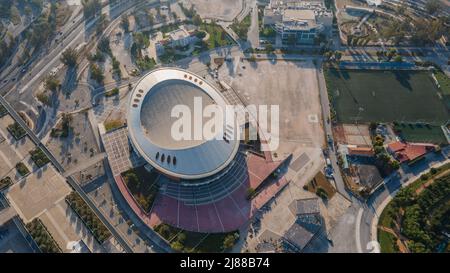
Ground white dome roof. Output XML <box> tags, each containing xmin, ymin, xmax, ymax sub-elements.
<box><xmin>127</xmin><ymin>68</ymin><xmax>239</xmax><ymax>179</ymax></box>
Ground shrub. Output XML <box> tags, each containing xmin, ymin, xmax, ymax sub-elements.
<box><xmin>246</xmin><ymin>187</ymin><xmax>256</xmax><ymax>200</ymax></box>
<box><xmin>30</xmin><ymin>148</ymin><xmax>50</xmax><ymax>168</ymax></box>
<box><xmin>26</xmin><ymin>219</ymin><xmax>61</xmax><ymax>253</ymax></box>
<box><xmin>66</xmin><ymin>192</ymin><xmax>111</xmax><ymax>243</ymax></box>
<box><xmin>0</xmin><ymin>177</ymin><xmax>12</xmax><ymax>190</ymax></box>
<box><xmin>316</xmin><ymin>187</ymin><xmax>329</xmax><ymax>200</ymax></box>
<box><xmin>7</xmin><ymin>122</ymin><xmax>26</xmax><ymax>140</ymax></box>
<box><xmin>0</xmin><ymin>105</ymin><xmax>7</xmax><ymax>117</ymax></box>
<box><xmin>15</xmin><ymin>162</ymin><xmax>30</xmax><ymax>176</ymax></box>
<box><xmin>420</xmin><ymin>173</ymin><xmax>430</xmax><ymax>181</ymax></box>
<box><xmin>105</xmin><ymin>88</ymin><xmax>119</xmax><ymax>97</ymax></box>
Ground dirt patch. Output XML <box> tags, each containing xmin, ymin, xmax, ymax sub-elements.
<box><xmin>304</xmin><ymin>171</ymin><xmax>336</xmax><ymax>199</ymax></box>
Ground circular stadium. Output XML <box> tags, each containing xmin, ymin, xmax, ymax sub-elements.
<box><xmin>127</xmin><ymin>68</ymin><xmax>240</xmax><ymax>181</ymax></box>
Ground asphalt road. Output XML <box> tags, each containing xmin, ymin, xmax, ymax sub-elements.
<box><xmin>315</xmin><ymin>60</ymin><xmax>353</xmax><ymax>201</ymax></box>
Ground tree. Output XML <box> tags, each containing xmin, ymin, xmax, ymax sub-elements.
<box><xmin>82</xmin><ymin>0</ymin><xmax>101</xmax><ymax>19</ymax></box>
<box><xmin>393</xmin><ymin>55</ymin><xmax>403</xmax><ymax>62</ymax></box>
<box><xmin>265</xmin><ymin>43</ymin><xmax>274</xmax><ymax>53</ymax></box>
<box><xmin>389</xmin><ymin>160</ymin><xmax>400</xmax><ymax>170</ymax></box>
<box><xmin>171</xmin><ymin>241</ymin><xmax>184</xmax><ymax>252</ymax></box>
<box><xmin>193</xmin><ymin>14</ymin><xmax>202</xmax><ymax>26</ymax></box>
<box><xmin>425</xmin><ymin>0</ymin><xmax>442</xmax><ymax>15</ymax></box>
<box><xmin>124</xmin><ymin>172</ymin><xmax>139</xmax><ymax>190</ymax></box>
<box><xmin>98</xmin><ymin>37</ymin><xmax>111</xmax><ymax>55</ymax></box>
<box><xmin>223</xmin><ymin>234</ymin><xmax>237</xmax><ymax>250</ymax></box>
<box><xmin>334</xmin><ymin>51</ymin><xmax>342</xmax><ymax>62</ymax></box>
<box><xmin>120</xmin><ymin>15</ymin><xmax>129</xmax><ymax>32</ymax></box>
<box><xmin>90</xmin><ymin>63</ymin><xmax>104</xmax><ymax>83</ymax></box>
<box><xmin>246</xmin><ymin>187</ymin><xmax>256</xmax><ymax>200</ymax></box>
<box><xmin>195</xmin><ymin>31</ymin><xmax>206</xmax><ymax>39</ymax></box>
<box><xmin>396</xmin><ymin>1</ymin><xmax>407</xmax><ymax>15</ymax></box>
<box><xmin>112</xmin><ymin>56</ymin><xmax>121</xmax><ymax>78</ymax></box>
<box><xmin>44</xmin><ymin>75</ymin><xmax>60</xmax><ymax>91</ymax></box>
<box><xmin>148</xmin><ymin>13</ymin><xmax>155</xmax><ymax>27</ymax></box>
<box><xmin>60</xmin><ymin>47</ymin><xmax>78</xmax><ymax>67</ymax></box>
<box><xmin>176</xmin><ymin>233</ymin><xmax>186</xmax><ymax>244</ymax></box>
<box><xmin>393</xmin><ymin>187</ymin><xmax>414</xmax><ymax>208</ymax></box>
<box><xmin>133</xmin><ymin>32</ymin><xmax>149</xmax><ymax>50</ymax></box>
<box><xmin>96</xmin><ymin>13</ymin><xmax>108</xmax><ymax>35</ymax></box>
<box><xmin>408</xmin><ymin>241</ymin><xmax>428</xmax><ymax>253</ymax></box>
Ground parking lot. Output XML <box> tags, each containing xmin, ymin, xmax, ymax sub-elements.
<box><xmin>219</xmin><ymin>59</ymin><xmax>325</xmax><ymax>162</ymax></box>
<box><xmin>183</xmin><ymin>0</ymin><xmax>243</xmax><ymax>21</ymax></box>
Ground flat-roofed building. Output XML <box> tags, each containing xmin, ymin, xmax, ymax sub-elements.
<box><xmin>263</xmin><ymin>0</ymin><xmax>332</xmax><ymax>45</ymax></box>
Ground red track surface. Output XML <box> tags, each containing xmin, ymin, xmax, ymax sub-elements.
<box><xmin>114</xmin><ymin>154</ymin><xmax>289</xmax><ymax>232</ymax></box>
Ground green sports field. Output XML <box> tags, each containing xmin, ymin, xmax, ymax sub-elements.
<box><xmin>393</xmin><ymin>123</ymin><xmax>447</xmax><ymax>144</ymax></box>
<box><xmin>324</xmin><ymin>69</ymin><xmax>449</xmax><ymax>124</ymax></box>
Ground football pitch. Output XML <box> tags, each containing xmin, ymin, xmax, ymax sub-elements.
<box><xmin>324</xmin><ymin>69</ymin><xmax>449</xmax><ymax>124</ymax></box>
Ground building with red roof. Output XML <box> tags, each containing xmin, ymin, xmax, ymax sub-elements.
<box><xmin>347</xmin><ymin>146</ymin><xmax>375</xmax><ymax>157</ymax></box>
<box><xmin>387</xmin><ymin>141</ymin><xmax>435</xmax><ymax>164</ymax></box>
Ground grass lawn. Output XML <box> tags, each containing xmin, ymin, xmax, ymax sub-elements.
<box><xmin>435</xmin><ymin>71</ymin><xmax>450</xmax><ymax>109</ymax></box>
<box><xmin>393</xmin><ymin>123</ymin><xmax>447</xmax><ymax>144</ymax></box>
<box><xmin>121</xmin><ymin>166</ymin><xmax>159</xmax><ymax>213</ymax></box>
<box><xmin>199</xmin><ymin>23</ymin><xmax>234</xmax><ymax>50</ymax></box>
<box><xmin>435</xmin><ymin>71</ymin><xmax>450</xmax><ymax>96</ymax></box>
<box><xmin>154</xmin><ymin>223</ymin><xmax>239</xmax><ymax>253</ymax></box>
<box><xmin>324</xmin><ymin>68</ymin><xmax>449</xmax><ymax>124</ymax></box>
<box><xmin>104</xmin><ymin>119</ymin><xmax>125</xmax><ymax>132</ymax></box>
<box><xmin>378</xmin><ymin>202</ymin><xmax>394</xmax><ymax>229</ymax></box>
<box><xmin>378</xmin><ymin>229</ymin><xmax>397</xmax><ymax>253</ymax></box>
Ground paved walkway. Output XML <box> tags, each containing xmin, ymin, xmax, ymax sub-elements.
<box><xmin>0</xmin><ymin>206</ymin><xmax>17</xmax><ymax>226</ymax></box>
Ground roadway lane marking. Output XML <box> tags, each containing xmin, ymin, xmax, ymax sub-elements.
<box><xmin>355</xmin><ymin>207</ymin><xmax>363</xmax><ymax>253</ymax></box>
